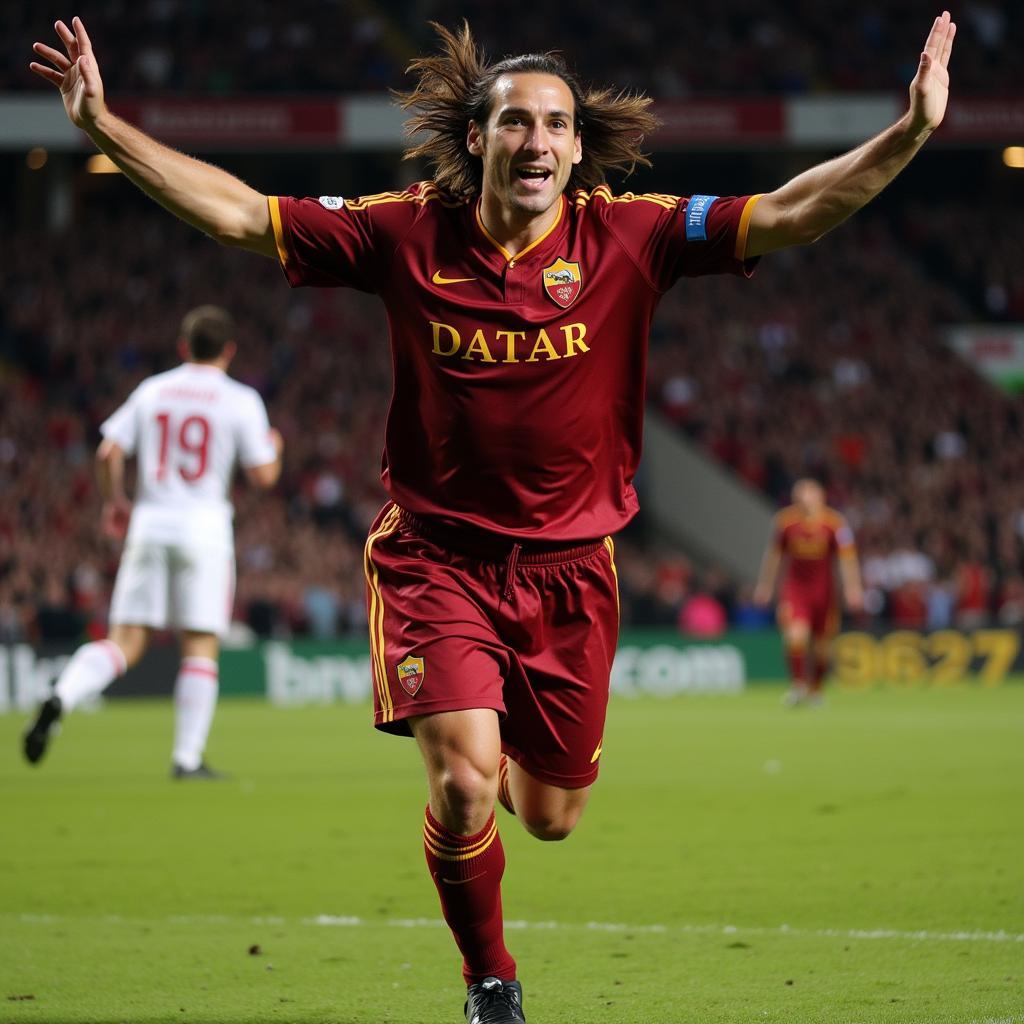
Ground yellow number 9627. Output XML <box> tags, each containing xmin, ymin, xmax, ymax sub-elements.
<box><xmin>833</xmin><ymin>629</ymin><xmax>1019</xmax><ymax>689</ymax></box>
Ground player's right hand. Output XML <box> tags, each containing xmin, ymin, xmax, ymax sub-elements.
<box><xmin>101</xmin><ymin>499</ymin><xmax>131</xmax><ymax>541</ymax></box>
<box><xmin>269</xmin><ymin>428</ymin><xmax>284</xmax><ymax>455</ymax></box>
<box><xmin>30</xmin><ymin>17</ymin><xmax>106</xmax><ymax>130</ymax></box>
<box><xmin>752</xmin><ymin>584</ymin><xmax>772</xmax><ymax>607</ymax></box>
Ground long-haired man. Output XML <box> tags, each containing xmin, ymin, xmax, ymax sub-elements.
<box><xmin>31</xmin><ymin>14</ymin><xmax>955</xmax><ymax>1019</ymax></box>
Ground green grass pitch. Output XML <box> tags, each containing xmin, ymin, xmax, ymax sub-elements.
<box><xmin>1</xmin><ymin>685</ymin><xmax>1022</xmax><ymax>1023</ymax></box>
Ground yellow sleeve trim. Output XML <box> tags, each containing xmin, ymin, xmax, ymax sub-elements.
<box><xmin>267</xmin><ymin>195</ymin><xmax>290</xmax><ymax>269</ymax></box>
<box><xmin>734</xmin><ymin>193</ymin><xmax>765</xmax><ymax>262</ymax></box>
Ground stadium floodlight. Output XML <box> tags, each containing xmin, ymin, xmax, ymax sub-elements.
<box><xmin>85</xmin><ymin>153</ymin><xmax>120</xmax><ymax>174</ymax></box>
<box><xmin>1003</xmin><ymin>146</ymin><xmax>1024</xmax><ymax>168</ymax></box>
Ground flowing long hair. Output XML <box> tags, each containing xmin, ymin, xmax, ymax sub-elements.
<box><xmin>394</xmin><ymin>21</ymin><xmax>661</xmax><ymax>199</ymax></box>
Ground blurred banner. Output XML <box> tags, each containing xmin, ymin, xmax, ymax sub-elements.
<box><xmin>249</xmin><ymin>630</ymin><xmax>755</xmax><ymax>707</ymax></box>
<box><xmin>4</xmin><ymin>95</ymin><xmax>1023</xmax><ymax>150</ymax></box>
<box><xmin>0</xmin><ymin>641</ymin><xmax>179</xmax><ymax>713</ymax></box>
<box><xmin>0</xmin><ymin>630</ymin><xmax>757</xmax><ymax>711</ymax></box>
<box><xmin>946</xmin><ymin>324</ymin><xmax>1024</xmax><ymax>393</ymax></box>
<box><xmin>2</xmin><ymin>629</ymin><xmax>1020</xmax><ymax>712</ymax></box>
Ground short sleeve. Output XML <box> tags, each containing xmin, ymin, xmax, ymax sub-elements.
<box><xmin>598</xmin><ymin>191</ymin><xmax>763</xmax><ymax>292</ymax></box>
<box><xmin>236</xmin><ymin>390</ymin><xmax>278</xmax><ymax>469</ymax></box>
<box><xmin>269</xmin><ymin>187</ymin><xmax>425</xmax><ymax>292</ymax></box>
<box><xmin>100</xmin><ymin>389</ymin><xmax>141</xmax><ymax>455</ymax></box>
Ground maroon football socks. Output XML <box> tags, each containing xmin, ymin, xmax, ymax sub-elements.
<box><xmin>423</xmin><ymin>805</ymin><xmax>517</xmax><ymax>984</ymax></box>
<box><xmin>786</xmin><ymin>646</ymin><xmax>807</xmax><ymax>686</ymax></box>
<box><xmin>809</xmin><ymin>654</ymin><xmax>828</xmax><ymax>693</ymax></box>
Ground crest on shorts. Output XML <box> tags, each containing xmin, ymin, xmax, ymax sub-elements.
<box><xmin>396</xmin><ymin>655</ymin><xmax>425</xmax><ymax>697</ymax></box>
<box><xmin>542</xmin><ymin>257</ymin><xmax>582</xmax><ymax>309</ymax></box>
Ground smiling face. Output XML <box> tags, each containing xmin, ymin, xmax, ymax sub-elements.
<box><xmin>467</xmin><ymin>72</ymin><xmax>583</xmax><ymax>221</ymax></box>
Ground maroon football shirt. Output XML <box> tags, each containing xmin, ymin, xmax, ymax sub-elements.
<box><xmin>775</xmin><ymin>505</ymin><xmax>857</xmax><ymax>604</ymax></box>
<box><xmin>269</xmin><ymin>183</ymin><xmax>762</xmax><ymax>541</ymax></box>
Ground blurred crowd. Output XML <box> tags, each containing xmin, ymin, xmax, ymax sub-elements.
<box><xmin>647</xmin><ymin>199</ymin><xmax>1024</xmax><ymax>634</ymax></box>
<box><xmin>2</xmin><ymin>188</ymin><xmax>1023</xmax><ymax>643</ymax></box>
<box><xmin>0</xmin><ymin>208</ymin><xmax>389</xmax><ymax>644</ymax></box>
<box><xmin>2</xmin><ymin>1</ymin><xmax>1019</xmax><ymax>96</ymax></box>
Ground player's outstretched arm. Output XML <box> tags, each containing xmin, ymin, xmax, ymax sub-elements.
<box><xmin>30</xmin><ymin>17</ymin><xmax>275</xmax><ymax>258</ymax></box>
<box><xmin>753</xmin><ymin>543</ymin><xmax>782</xmax><ymax>607</ymax></box>
<box><xmin>745</xmin><ymin>11</ymin><xmax>956</xmax><ymax>258</ymax></box>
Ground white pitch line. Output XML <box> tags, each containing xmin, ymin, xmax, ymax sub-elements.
<box><xmin>309</xmin><ymin>915</ymin><xmax>1024</xmax><ymax>944</ymax></box>
<box><xmin>968</xmin><ymin>1018</ymin><xmax>1024</xmax><ymax>1024</ymax></box>
<box><xmin>13</xmin><ymin>913</ymin><xmax>1024</xmax><ymax>945</ymax></box>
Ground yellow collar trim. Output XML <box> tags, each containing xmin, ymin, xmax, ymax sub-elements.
<box><xmin>475</xmin><ymin>195</ymin><xmax>565</xmax><ymax>263</ymax></box>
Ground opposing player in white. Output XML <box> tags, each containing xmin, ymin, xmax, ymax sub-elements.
<box><xmin>23</xmin><ymin>305</ymin><xmax>283</xmax><ymax>777</ymax></box>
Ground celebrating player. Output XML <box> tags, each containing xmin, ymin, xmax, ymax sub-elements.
<box><xmin>30</xmin><ymin>12</ymin><xmax>954</xmax><ymax>1020</ymax></box>
<box><xmin>23</xmin><ymin>306</ymin><xmax>283</xmax><ymax>777</ymax></box>
<box><xmin>754</xmin><ymin>479</ymin><xmax>864</xmax><ymax>705</ymax></box>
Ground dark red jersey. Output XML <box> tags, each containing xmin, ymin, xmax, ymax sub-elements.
<box><xmin>774</xmin><ymin>506</ymin><xmax>856</xmax><ymax>601</ymax></box>
<box><xmin>270</xmin><ymin>183</ymin><xmax>761</xmax><ymax>540</ymax></box>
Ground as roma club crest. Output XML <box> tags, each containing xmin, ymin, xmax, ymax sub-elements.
<box><xmin>542</xmin><ymin>257</ymin><xmax>583</xmax><ymax>309</ymax></box>
<box><xmin>396</xmin><ymin>655</ymin><xmax>425</xmax><ymax>697</ymax></box>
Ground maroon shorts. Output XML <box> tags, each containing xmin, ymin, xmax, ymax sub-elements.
<box><xmin>363</xmin><ymin>503</ymin><xmax>620</xmax><ymax>788</ymax></box>
<box><xmin>778</xmin><ymin>587</ymin><xmax>839</xmax><ymax>637</ymax></box>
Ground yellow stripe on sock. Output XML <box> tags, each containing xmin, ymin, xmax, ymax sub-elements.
<box><xmin>423</xmin><ymin>818</ymin><xmax>498</xmax><ymax>861</ymax></box>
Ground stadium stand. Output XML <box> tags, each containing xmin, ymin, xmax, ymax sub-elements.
<box><xmin>2</xmin><ymin>1</ymin><xmax>1022</xmax><ymax>639</ymax></box>
<box><xmin>1</xmin><ymin>1</ymin><xmax>1019</xmax><ymax>95</ymax></box>
<box><xmin>646</xmin><ymin>200</ymin><xmax>1024</xmax><ymax>630</ymax></box>
<box><xmin>0</xmin><ymin>205</ymin><xmax>386</xmax><ymax>642</ymax></box>
<box><xmin>2</xmin><ymin>191</ymin><xmax>1023</xmax><ymax>638</ymax></box>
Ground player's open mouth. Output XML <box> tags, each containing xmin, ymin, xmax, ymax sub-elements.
<box><xmin>514</xmin><ymin>167</ymin><xmax>552</xmax><ymax>190</ymax></box>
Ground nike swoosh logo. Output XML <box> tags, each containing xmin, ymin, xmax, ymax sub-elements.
<box><xmin>432</xmin><ymin>270</ymin><xmax>477</xmax><ymax>285</ymax></box>
<box><xmin>440</xmin><ymin>873</ymin><xmax>485</xmax><ymax>885</ymax></box>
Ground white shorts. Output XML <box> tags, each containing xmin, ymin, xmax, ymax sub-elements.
<box><xmin>109</xmin><ymin>542</ymin><xmax>235</xmax><ymax>637</ymax></box>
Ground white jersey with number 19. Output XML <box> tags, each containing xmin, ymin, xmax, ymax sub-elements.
<box><xmin>100</xmin><ymin>363</ymin><xmax>277</xmax><ymax>550</ymax></box>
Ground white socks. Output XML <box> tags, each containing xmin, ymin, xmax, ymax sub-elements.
<box><xmin>54</xmin><ymin>640</ymin><xmax>127</xmax><ymax>712</ymax></box>
<box><xmin>53</xmin><ymin>644</ymin><xmax>219</xmax><ymax>770</ymax></box>
<box><xmin>172</xmin><ymin>657</ymin><xmax>219</xmax><ymax>770</ymax></box>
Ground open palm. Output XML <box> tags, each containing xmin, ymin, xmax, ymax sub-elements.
<box><xmin>29</xmin><ymin>17</ymin><xmax>105</xmax><ymax>130</ymax></box>
<box><xmin>908</xmin><ymin>11</ymin><xmax>956</xmax><ymax>135</ymax></box>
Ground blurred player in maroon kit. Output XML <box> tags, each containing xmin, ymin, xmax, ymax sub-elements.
<box><xmin>755</xmin><ymin>479</ymin><xmax>864</xmax><ymax>705</ymax></box>
<box><xmin>32</xmin><ymin>12</ymin><xmax>955</xmax><ymax>1021</ymax></box>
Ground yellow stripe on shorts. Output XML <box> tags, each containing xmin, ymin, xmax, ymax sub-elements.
<box><xmin>363</xmin><ymin>505</ymin><xmax>402</xmax><ymax>722</ymax></box>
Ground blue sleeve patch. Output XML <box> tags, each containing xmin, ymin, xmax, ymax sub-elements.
<box><xmin>685</xmin><ymin>194</ymin><xmax>718</xmax><ymax>241</ymax></box>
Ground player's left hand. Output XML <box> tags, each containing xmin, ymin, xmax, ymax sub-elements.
<box><xmin>101</xmin><ymin>498</ymin><xmax>131</xmax><ymax>541</ymax></box>
<box><xmin>845</xmin><ymin>588</ymin><xmax>865</xmax><ymax>616</ymax></box>
<box><xmin>906</xmin><ymin>11</ymin><xmax>956</xmax><ymax>137</ymax></box>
